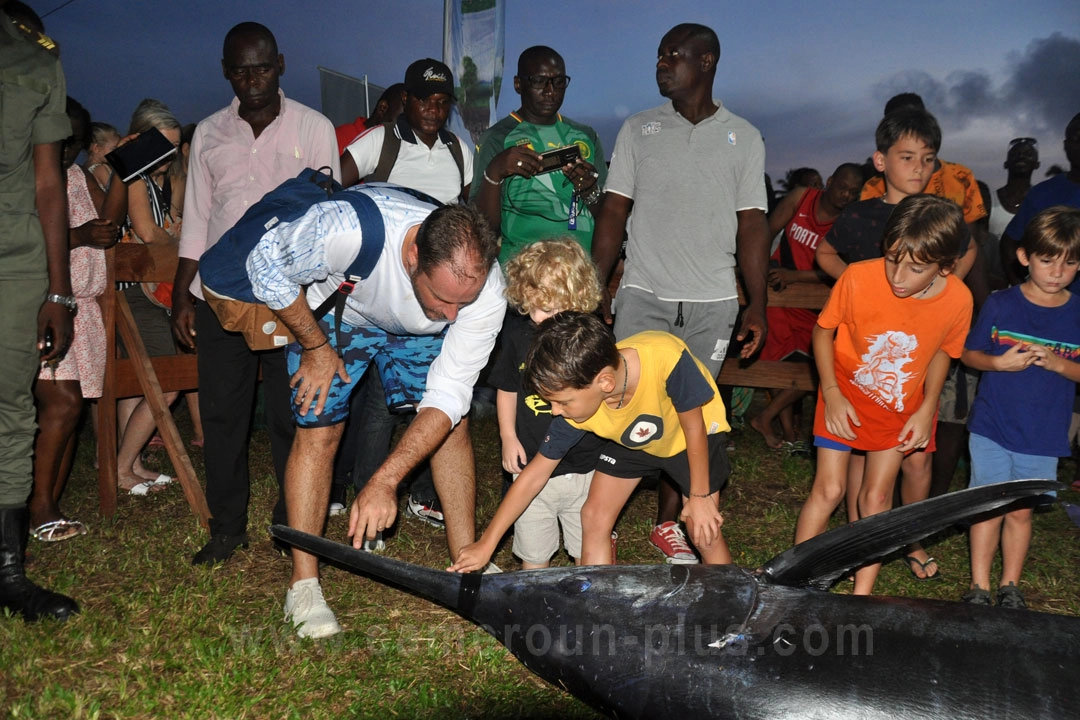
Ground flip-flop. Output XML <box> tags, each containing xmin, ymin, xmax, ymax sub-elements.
<box><xmin>904</xmin><ymin>554</ymin><xmax>942</xmax><ymax>581</ymax></box>
<box><xmin>125</xmin><ymin>475</ymin><xmax>172</xmax><ymax>495</ymax></box>
<box><xmin>30</xmin><ymin>519</ymin><xmax>88</xmax><ymax>543</ymax></box>
<box><xmin>126</xmin><ymin>481</ymin><xmax>159</xmax><ymax>496</ymax></box>
<box><xmin>784</xmin><ymin>440</ymin><xmax>811</xmax><ymax>457</ymax></box>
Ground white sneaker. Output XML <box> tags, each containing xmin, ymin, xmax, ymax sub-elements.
<box><xmin>284</xmin><ymin>578</ymin><xmax>341</xmax><ymax>638</ymax></box>
<box><xmin>328</xmin><ymin>502</ymin><xmax>346</xmax><ymax>517</ymax></box>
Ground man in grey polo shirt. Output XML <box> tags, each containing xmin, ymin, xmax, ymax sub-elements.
<box><xmin>592</xmin><ymin>22</ymin><xmax>770</xmax><ymax>564</ymax></box>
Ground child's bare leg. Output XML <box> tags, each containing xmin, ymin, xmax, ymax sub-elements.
<box><xmin>900</xmin><ymin>450</ymin><xmax>938</xmax><ymax>577</ymax></box>
<box><xmin>580</xmin><ymin>473</ymin><xmax>639</xmax><ymax>565</ymax></box>
<box><xmin>795</xmin><ymin>447</ymin><xmax>850</xmax><ymax>543</ymax></box>
<box><xmin>852</xmin><ymin>449</ymin><xmax>904</xmax><ymax>595</ymax></box>
<box><xmin>698</xmin><ymin>528</ymin><xmax>732</xmax><ymax>564</ymax></box>
<box><xmin>999</xmin><ymin>507</ymin><xmax>1033</xmax><ymax>587</ymax></box>
<box><xmin>844</xmin><ymin>452</ymin><xmax>866</xmax><ymax>523</ymax></box>
<box><xmin>968</xmin><ymin>514</ymin><xmax>1004</xmax><ymax>590</ymax></box>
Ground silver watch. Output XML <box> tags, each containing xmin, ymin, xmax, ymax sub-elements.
<box><xmin>46</xmin><ymin>293</ymin><xmax>78</xmax><ymax>311</ymax></box>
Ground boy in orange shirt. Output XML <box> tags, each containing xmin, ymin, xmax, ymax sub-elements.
<box><xmin>795</xmin><ymin>195</ymin><xmax>973</xmax><ymax>595</ymax></box>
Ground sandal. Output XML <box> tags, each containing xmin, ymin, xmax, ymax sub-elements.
<box><xmin>30</xmin><ymin>519</ymin><xmax>88</xmax><ymax>543</ymax></box>
<box><xmin>784</xmin><ymin>440</ymin><xmax>811</xmax><ymax>457</ymax></box>
<box><xmin>904</xmin><ymin>554</ymin><xmax>942</xmax><ymax>581</ymax></box>
<box><xmin>123</xmin><ymin>474</ymin><xmax>172</xmax><ymax>495</ymax></box>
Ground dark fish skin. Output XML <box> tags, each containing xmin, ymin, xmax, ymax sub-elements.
<box><xmin>272</xmin><ymin>480</ymin><xmax>1078</xmax><ymax>719</ymax></box>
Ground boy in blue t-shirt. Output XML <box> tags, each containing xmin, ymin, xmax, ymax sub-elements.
<box><xmin>961</xmin><ymin>206</ymin><xmax>1080</xmax><ymax>609</ymax></box>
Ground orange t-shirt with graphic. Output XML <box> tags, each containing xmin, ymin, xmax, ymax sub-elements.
<box><xmin>813</xmin><ymin>258</ymin><xmax>973</xmax><ymax>451</ymax></box>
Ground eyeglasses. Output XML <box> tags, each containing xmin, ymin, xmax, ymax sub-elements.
<box><xmin>523</xmin><ymin>74</ymin><xmax>571</xmax><ymax>90</ymax></box>
<box><xmin>1009</xmin><ymin>137</ymin><xmax>1037</xmax><ymax>147</ymax></box>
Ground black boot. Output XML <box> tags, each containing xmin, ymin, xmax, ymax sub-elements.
<box><xmin>0</xmin><ymin>506</ymin><xmax>79</xmax><ymax>622</ymax></box>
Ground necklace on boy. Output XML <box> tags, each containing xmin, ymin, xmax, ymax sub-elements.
<box><xmin>615</xmin><ymin>352</ymin><xmax>628</xmax><ymax>409</ymax></box>
<box><xmin>917</xmin><ymin>277</ymin><xmax>937</xmax><ymax>298</ymax></box>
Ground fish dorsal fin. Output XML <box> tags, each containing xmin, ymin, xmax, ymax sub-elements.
<box><xmin>758</xmin><ymin>479</ymin><xmax>1059</xmax><ymax>589</ymax></box>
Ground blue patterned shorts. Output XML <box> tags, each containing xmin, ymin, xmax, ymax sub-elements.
<box><xmin>286</xmin><ymin>314</ymin><xmax>446</xmax><ymax>427</ymax></box>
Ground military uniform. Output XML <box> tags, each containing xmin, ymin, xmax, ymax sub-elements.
<box><xmin>0</xmin><ymin>10</ymin><xmax>80</xmax><ymax>622</ymax></box>
<box><xmin>0</xmin><ymin>13</ymin><xmax>67</xmax><ymax>505</ymax></box>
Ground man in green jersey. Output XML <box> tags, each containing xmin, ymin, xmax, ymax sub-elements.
<box><xmin>471</xmin><ymin>46</ymin><xmax>606</xmax><ymax>264</ymax></box>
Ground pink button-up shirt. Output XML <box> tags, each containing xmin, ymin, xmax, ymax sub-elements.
<box><xmin>179</xmin><ymin>91</ymin><xmax>340</xmax><ymax>299</ymax></box>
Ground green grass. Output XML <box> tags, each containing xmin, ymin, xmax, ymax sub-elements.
<box><xmin>2</xmin><ymin>402</ymin><xmax>1079</xmax><ymax>718</ymax></box>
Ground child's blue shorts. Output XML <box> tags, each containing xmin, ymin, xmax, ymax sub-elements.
<box><xmin>968</xmin><ymin>432</ymin><xmax>1058</xmax><ymax>496</ymax></box>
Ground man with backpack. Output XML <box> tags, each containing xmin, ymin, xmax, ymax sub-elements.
<box><xmin>172</xmin><ymin>22</ymin><xmax>339</xmax><ymax>567</ymax></box>
<box><xmin>223</xmin><ymin>187</ymin><xmax>504</xmax><ymax>638</ymax></box>
<box><xmin>340</xmin><ymin>58</ymin><xmax>472</xmax><ymax>205</ymax></box>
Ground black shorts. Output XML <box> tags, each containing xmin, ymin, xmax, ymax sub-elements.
<box><xmin>594</xmin><ymin>432</ymin><xmax>730</xmax><ymax>495</ymax></box>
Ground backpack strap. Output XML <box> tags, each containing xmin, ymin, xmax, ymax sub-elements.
<box><xmin>437</xmin><ymin>127</ymin><xmax>466</xmax><ymax>198</ymax></box>
<box><xmin>310</xmin><ymin>190</ymin><xmax>388</xmax><ymax>349</ymax></box>
<box><xmin>365</xmin><ymin>122</ymin><xmax>401</xmax><ymax>183</ymax></box>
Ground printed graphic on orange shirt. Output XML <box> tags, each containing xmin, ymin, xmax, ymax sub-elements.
<box><xmin>853</xmin><ymin>331</ymin><xmax>918</xmax><ymax>412</ymax></box>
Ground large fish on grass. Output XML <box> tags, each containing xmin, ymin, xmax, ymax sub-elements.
<box><xmin>273</xmin><ymin>479</ymin><xmax>1079</xmax><ymax>719</ymax></box>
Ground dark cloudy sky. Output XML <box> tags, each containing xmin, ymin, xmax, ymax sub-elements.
<box><xmin>43</xmin><ymin>0</ymin><xmax>1080</xmax><ymax>191</ymax></box>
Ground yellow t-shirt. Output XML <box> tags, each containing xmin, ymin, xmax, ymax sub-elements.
<box><xmin>548</xmin><ymin>331</ymin><xmax>730</xmax><ymax>459</ymax></box>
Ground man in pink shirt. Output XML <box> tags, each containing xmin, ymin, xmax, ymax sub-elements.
<box><xmin>171</xmin><ymin>22</ymin><xmax>338</xmax><ymax>569</ymax></box>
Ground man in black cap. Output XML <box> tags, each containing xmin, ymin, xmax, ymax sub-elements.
<box><xmin>333</xmin><ymin>58</ymin><xmax>475</xmax><ymax>540</ymax></box>
<box><xmin>340</xmin><ymin>58</ymin><xmax>472</xmax><ymax>204</ymax></box>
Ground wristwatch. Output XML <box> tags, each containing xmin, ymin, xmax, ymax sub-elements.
<box><xmin>46</xmin><ymin>293</ymin><xmax>78</xmax><ymax>311</ymax></box>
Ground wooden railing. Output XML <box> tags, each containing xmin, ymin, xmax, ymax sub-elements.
<box><xmin>98</xmin><ymin>243</ymin><xmax>209</xmax><ymax>526</ymax></box>
<box><xmin>716</xmin><ymin>281</ymin><xmax>831</xmax><ymax>391</ymax></box>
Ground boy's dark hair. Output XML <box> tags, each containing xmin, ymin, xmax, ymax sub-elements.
<box><xmin>525</xmin><ymin>311</ymin><xmax>618</xmax><ymax>396</ymax></box>
<box><xmin>881</xmin><ymin>194</ymin><xmax>965</xmax><ymax>271</ymax></box>
<box><xmin>875</xmin><ymin>108</ymin><xmax>942</xmax><ymax>154</ymax></box>
<box><xmin>1019</xmin><ymin>206</ymin><xmax>1080</xmax><ymax>263</ymax></box>
<box><xmin>883</xmin><ymin>92</ymin><xmax>925</xmax><ymax>116</ymax></box>
<box><xmin>415</xmin><ymin>204</ymin><xmax>499</xmax><ymax>282</ymax></box>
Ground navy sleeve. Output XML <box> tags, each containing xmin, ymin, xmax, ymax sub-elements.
<box><xmin>537</xmin><ymin>417</ymin><xmax>585</xmax><ymax>459</ymax></box>
<box><xmin>666</xmin><ymin>350</ymin><xmax>716</xmax><ymax>413</ymax></box>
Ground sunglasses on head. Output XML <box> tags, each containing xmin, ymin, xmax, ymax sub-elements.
<box><xmin>1009</xmin><ymin>137</ymin><xmax>1037</xmax><ymax>147</ymax></box>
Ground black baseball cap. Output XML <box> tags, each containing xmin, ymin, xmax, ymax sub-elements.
<box><xmin>404</xmin><ymin>58</ymin><xmax>455</xmax><ymax>100</ymax></box>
